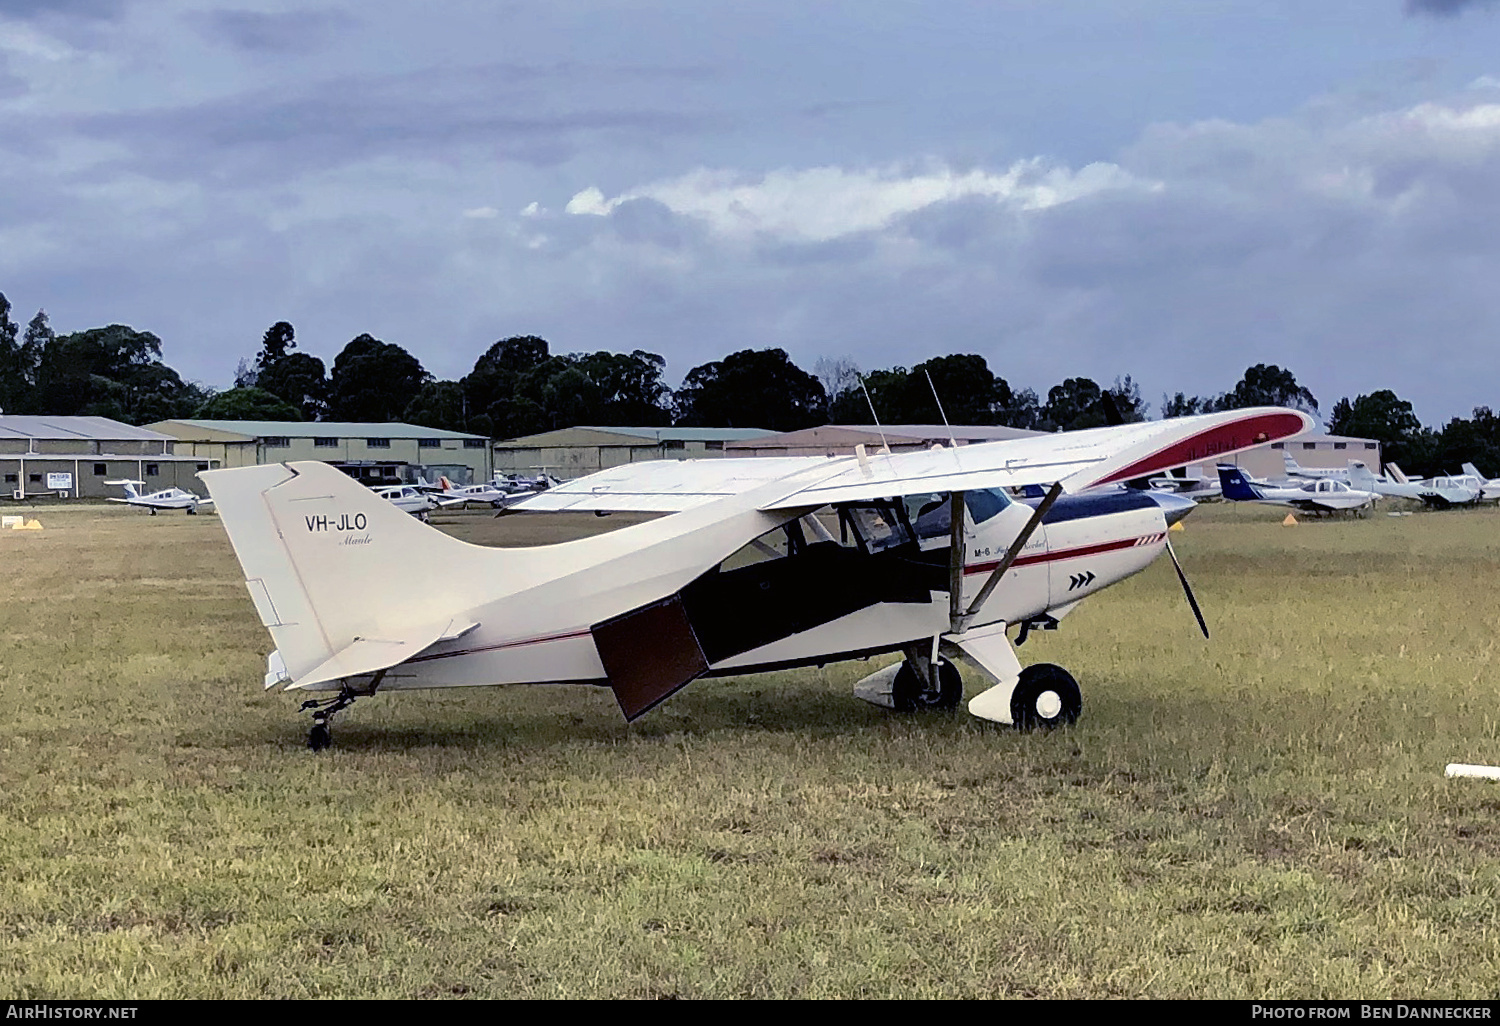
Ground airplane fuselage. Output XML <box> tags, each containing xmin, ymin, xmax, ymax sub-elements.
<box><xmin>289</xmin><ymin>487</ymin><xmax>1173</xmax><ymax>702</ymax></box>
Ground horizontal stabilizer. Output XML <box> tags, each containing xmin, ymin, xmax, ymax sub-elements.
<box><xmin>285</xmin><ymin>616</ymin><xmax>480</xmax><ymax>691</ymax></box>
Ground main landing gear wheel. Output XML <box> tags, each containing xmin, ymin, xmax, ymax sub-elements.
<box><xmin>1009</xmin><ymin>663</ymin><xmax>1081</xmax><ymax>731</ymax></box>
<box><xmin>893</xmin><ymin>659</ymin><xmax>963</xmax><ymax>712</ymax></box>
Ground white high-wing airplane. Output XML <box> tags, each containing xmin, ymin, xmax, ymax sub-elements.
<box><xmin>199</xmin><ymin>407</ymin><xmax>1312</xmax><ymax>749</ymax></box>
<box><xmin>1460</xmin><ymin>464</ymin><xmax>1500</xmax><ymax>502</ymax></box>
<box><xmin>1354</xmin><ymin>463</ymin><xmax>1482</xmax><ymax>509</ymax></box>
<box><xmin>104</xmin><ymin>479</ymin><xmax>214</xmax><ymax>515</ymax></box>
<box><xmin>1216</xmin><ymin>465</ymin><xmax>1377</xmax><ymax>514</ymax></box>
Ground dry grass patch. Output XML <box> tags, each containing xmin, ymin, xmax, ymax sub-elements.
<box><xmin>3</xmin><ymin>502</ymin><xmax>1500</xmax><ymax>997</ymax></box>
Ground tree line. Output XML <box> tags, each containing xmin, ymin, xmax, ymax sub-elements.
<box><xmin>1</xmin><ymin>291</ymin><xmax>1496</xmax><ymax>478</ymax></box>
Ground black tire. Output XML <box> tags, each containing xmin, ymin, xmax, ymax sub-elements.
<box><xmin>1009</xmin><ymin>663</ymin><xmax>1081</xmax><ymax>731</ymax></box>
<box><xmin>892</xmin><ymin>659</ymin><xmax>963</xmax><ymax>712</ymax></box>
<box><xmin>308</xmin><ymin>723</ymin><xmax>332</xmax><ymax>752</ymax></box>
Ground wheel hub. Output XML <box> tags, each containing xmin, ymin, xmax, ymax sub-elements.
<box><xmin>1035</xmin><ymin>690</ymin><xmax>1062</xmax><ymax>719</ymax></box>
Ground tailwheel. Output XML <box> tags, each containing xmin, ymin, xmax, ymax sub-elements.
<box><xmin>308</xmin><ymin>722</ymin><xmax>332</xmax><ymax>751</ymax></box>
<box><xmin>1009</xmin><ymin>663</ymin><xmax>1081</xmax><ymax>731</ymax></box>
<box><xmin>892</xmin><ymin>658</ymin><xmax>963</xmax><ymax>712</ymax></box>
<box><xmin>299</xmin><ymin>687</ymin><xmax>360</xmax><ymax>752</ymax></box>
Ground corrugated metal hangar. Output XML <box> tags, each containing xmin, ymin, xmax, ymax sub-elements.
<box><xmin>493</xmin><ymin>426</ymin><xmax>770</xmax><ymax>479</ymax></box>
<box><xmin>0</xmin><ymin>416</ymin><xmax>218</xmax><ymax>499</ymax></box>
<box><xmin>726</xmin><ymin>424</ymin><xmax>1045</xmax><ymax>458</ymax></box>
<box><xmin>148</xmin><ymin>419</ymin><xmax>494</xmax><ymax>486</ymax></box>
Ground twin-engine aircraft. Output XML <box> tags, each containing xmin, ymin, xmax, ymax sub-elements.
<box><xmin>105</xmin><ymin>479</ymin><xmax>214</xmax><ymax>514</ymax></box>
<box><xmin>200</xmin><ymin>407</ymin><xmax>1312</xmax><ymax>749</ymax></box>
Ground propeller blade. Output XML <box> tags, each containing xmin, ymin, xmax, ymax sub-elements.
<box><xmin>1164</xmin><ymin>536</ymin><xmax>1209</xmax><ymax>639</ymax></box>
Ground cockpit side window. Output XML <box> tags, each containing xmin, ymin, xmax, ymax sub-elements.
<box><xmin>839</xmin><ymin>501</ymin><xmax>916</xmax><ymax>554</ymax></box>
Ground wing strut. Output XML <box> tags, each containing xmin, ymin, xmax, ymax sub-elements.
<box><xmin>953</xmin><ymin>481</ymin><xmax>1062</xmax><ymax>634</ymax></box>
<box><xmin>947</xmin><ymin>490</ymin><xmax>966</xmax><ymax>630</ymax></box>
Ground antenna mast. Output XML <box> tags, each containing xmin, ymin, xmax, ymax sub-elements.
<box><xmin>925</xmin><ymin>369</ymin><xmax>957</xmax><ymax>448</ymax></box>
<box><xmin>859</xmin><ymin>375</ymin><xmax>891</xmax><ymax>453</ymax></box>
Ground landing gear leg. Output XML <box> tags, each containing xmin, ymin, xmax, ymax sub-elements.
<box><xmin>300</xmin><ymin>687</ymin><xmax>359</xmax><ymax>751</ymax></box>
<box><xmin>892</xmin><ymin>644</ymin><xmax>963</xmax><ymax>711</ymax></box>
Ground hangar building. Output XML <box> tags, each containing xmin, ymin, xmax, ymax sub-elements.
<box><xmin>0</xmin><ymin>416</ymin><xmax>218</xmax><ymax>500</ymax></box>
<box><xmin>725</xmin><ymin>424</ymin><xmax>1045</xmax><ymax>458</ymax></box>
<box><xmin>147</xmin><ymin>420</ymin><xmax>494</xmax><ymax>486</ymax></box>
<box><xmin>493</xmin><ymin>426</ymin><xmax>769</xmax><ymax>479</ymax></box>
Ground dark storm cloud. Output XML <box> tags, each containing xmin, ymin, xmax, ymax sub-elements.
<box><xmin>60</xmin><ymin>62</ymin><xmax>721</xmax><ymax>182</ymax></box>
<box><xmin>1405</xmin><ymin>0</ymin><xmax>1498</xmax><ymax>16</ymax></box>
<box><xmin>188</xmin><ymin>8</ymin><xmax>358</xmax><ymax>55</ymax></box>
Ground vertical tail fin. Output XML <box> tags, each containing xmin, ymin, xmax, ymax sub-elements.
<box><xmin>199</xmin><ymin>462</ymin><xmax>504</xmax><ymax>686</ymax></box>
<box><xmin>1216</xmin><ymin>464</ymin><xmax>1260</xmax><ymax>501</ymax></box>
<box><xmin>1386</xmin><ymin>463</ymin><xmax>1409</xmax><ymax>484</ymax></box>
<box><xmin>1347</xmin><ymin>461</ymin><xmax>1378</xmax><ymax>491</ymax></box>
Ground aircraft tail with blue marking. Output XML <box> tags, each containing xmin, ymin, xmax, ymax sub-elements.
<box><xmin>1216</xmin><ymin>464</ymin><xmax>1262</xmax><ymax>501</ymax></box>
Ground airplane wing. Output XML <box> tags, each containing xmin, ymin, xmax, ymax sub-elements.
<box><xmin>511</xmin><ymin>457</ymin><xmax>837</xmax><ymax>512</ymax></box>
<box><xmin>515</xmin><ymin>408</ymin><xmax>1313</xmax><ymax>514</ymax></box>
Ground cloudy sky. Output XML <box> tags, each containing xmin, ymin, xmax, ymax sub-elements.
<box><xmin>4</xmin><ymin>1</ymin><xmax>1500</xmax><ymax>426</ymax></box>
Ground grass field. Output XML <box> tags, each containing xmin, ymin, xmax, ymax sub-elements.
<box><xmin>3</xmin><ymin>499</ymin><xmax>1500</xmax><ymax>999</ymax></box>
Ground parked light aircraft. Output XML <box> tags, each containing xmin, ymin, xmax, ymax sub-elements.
<box><xmin>1460</xmin><ymin>464</ymin><xmax>1500</xmax><ymax>502</ymax></box>
<box><xmin>1354</xmin><ymin>463</ymin><xmax>1482</xmax><ymax>509</ymax></box>
<box><xmin>200</xmin><ymin>407</ymin><xmax>1312</xmax><ymax>749</ymax></box>
<box><xmin>1216</xmin><ymin>464</ymin><xmax>1376</xmax><ymax>514</ymax></box>
<box><xmin>1281</xmin><ymin>452</ymin><xmax>1352</xmax><ymax>482</ymax></box>
<box><xmin>104</xmin><ymin>479</ymin><xmax>214</xmax><ymax>515</ymax></box>
<box><xmin>434</xmin><ymin>476</ymin><xmax>516</xmax><ymax>509</ymax></box>
<box><xmin>1144</xmin><ymin>473</ymin><xmax>1221</xmax><ymax>500</ymax></box>
<box><xmin>373</xmin><ymin>484</ymin><xmax>453</xmax><ymax>520</ymax></box>
<box><xmin>498</xmin><ymin>471</ymin><xmax>562</xmax><ymax>493</ymax></box>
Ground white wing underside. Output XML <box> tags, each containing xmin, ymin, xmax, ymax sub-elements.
<box><xmin>514</xmin><ymin>408</ymin><xmax>1315</xmax><ymax>514</ymax></box>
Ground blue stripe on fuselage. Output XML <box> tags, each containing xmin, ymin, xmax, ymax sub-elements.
<box><xmin>1021</xmin><ymin>488</ymin><xmax>1160</xmax><ymax>524</ymax></box>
